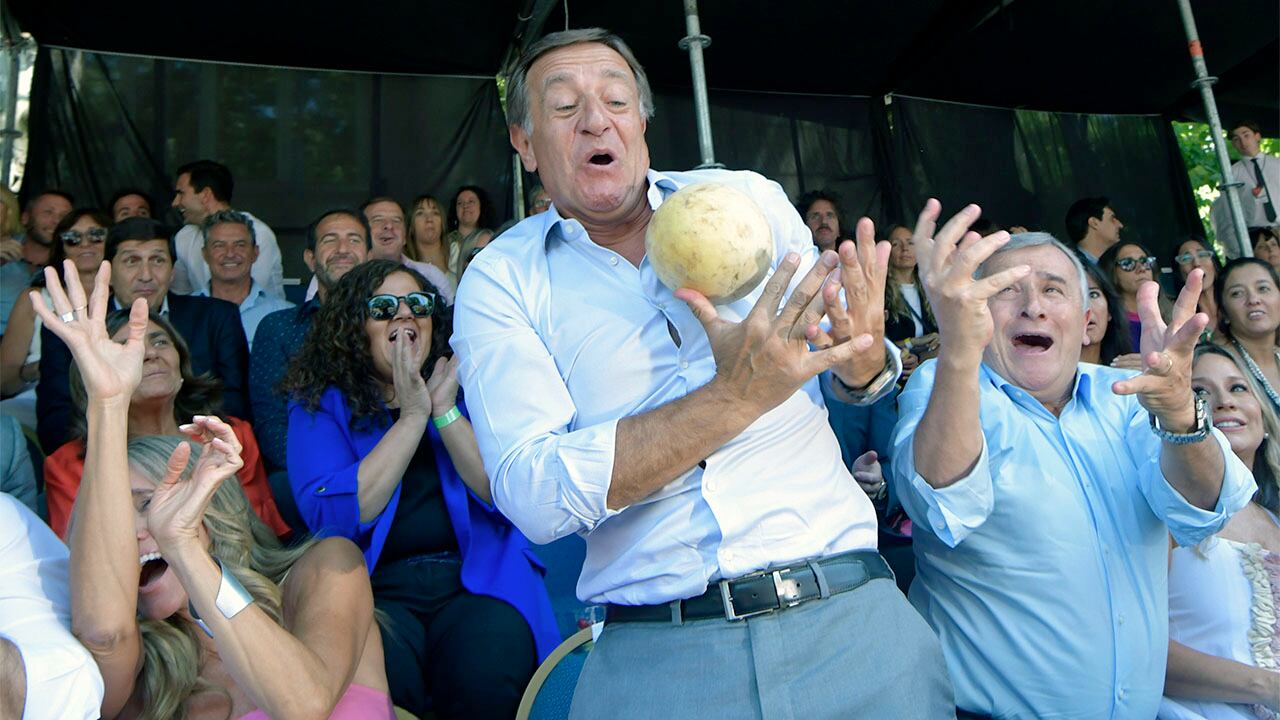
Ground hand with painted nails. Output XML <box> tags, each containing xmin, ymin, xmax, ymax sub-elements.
<box><xmin>913</xmin><ymin>200</ymin><xmax>1030</xmax><ymax>362</ymax></box>
<box><xmin>28</xmin><ymin>259</ymin><xmax>149</xmax><ymax>404</ymax></box>
<box><xmin>151</xmin><ymin>415</ymin><xmax>245</xmax><ymax>551</ymax></box>
<box><xmin>1111</xmin><ymin>270</ymin><xmax>1210</xmax><ymax>432</ymax></box>
<box><xmin>676</xmin><ymin>250</ymin><xmax>877</xmax><ymax>416</ymax></box>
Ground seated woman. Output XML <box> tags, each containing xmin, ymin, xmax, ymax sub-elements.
<box><xmin>31</xmin><ymin>260</ymin><xmax>393</xmax><ymax>720</ymax></box>
<box><xmin>282</xmin><ymin>259</ymin><xmax>558</xmax><ymax>719</ymax></box>
<box><xmin>1215</xmin><ymin>257</ymin><xmax>1280</xmax><ymax>415</ymax></box>
<box><xmin>444</xmin><ymin>185</ymin><xmax>495</xmax><ymax>278</ymax></box>
<box><xmin>1160</xmin><ymin>343</ymin><xmax>1280</xmax><ymax>719</ymax></box>
<box><xmin>1252</xmin><ymin>228</ymin><xmax>1280</xmax><ymax>273</ymax></box>
<box><xmin>1173</xmin><ymin>237</ymin><xmax>1223</xmax><ymax>339</ymax></box>
<box><xmin>1078</xmin><ymin>255</ymin><xmax>1134</xmax><ymax>367</ymax></box>
<box><xmin>405</xmin><ymin>194</ymin><xmax>455</xmax><ymax>284</ymax></box>
<box><xmin>883</xmin><ymin>223</ymin><xmax>936</xmax><ymax>382</ymax></box>
<box><xmin>1</xmin><ymin>209</ymin><xmax>108</xmax><ymax>407</ymax></box>
<box><xmin>1099</xmin><ymin>239</ymin><xmax>1173</xmax><ymax>351</ymax></box>
<box><xmin>43</xmin><ymin>310</ymin><xmax>289</xmax><ymax>539</ymax></box>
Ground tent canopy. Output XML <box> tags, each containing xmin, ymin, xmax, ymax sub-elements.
<box><xmin>11</xmin><ymin>0</ymin><xmax>1278</xmax><ymax>131</ymax></box>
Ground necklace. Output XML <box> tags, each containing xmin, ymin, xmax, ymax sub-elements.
<box><xmin>1231</xmin><ymin>335</ymin><xmax>1280</xmax><ymax>410</ymax></box>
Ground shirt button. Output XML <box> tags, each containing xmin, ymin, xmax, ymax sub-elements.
<box><xmin>1117</xmin><ymin>688</ymin><xmax>1127</xmax><ymax>701</ymax></box>
<box><xmin>317</xmin><ymin>486</ymin><xmax>326</xmax><ymax>494</ymax></box>
<box><xmin>705</xmin><ymin>478</ymin><xmax>718</xmax><ymax>493</ymax></box>
<box><xmin>1116</xmin><ymin>614</ymin><xmax>1125</xmax><ymax>625</ymax></box>
<box><xmin>933</xmin><ymin>518</ymin><xmax>946</xmax><ymax>530</ymax></box>
<box><xmin>609</xmin><ymin>257</ymin><xmax>619</xmax><ymax>266</ymax></box>
<box><xmin>680</xmin><ymin>360</ymin><xmax>689</xmax><ymax>369</ymax></box>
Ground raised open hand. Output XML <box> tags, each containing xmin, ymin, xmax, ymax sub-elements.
<box><xmin>147</xmin><ymin>415</ymin><xmax>245</xmax><ymax>552</ymax></box>
<box><xmin>1112</xmin><ymin>269</ymin><xmax>1209</xmax><ymax>430</ymax></box>
<box><xmin>804</xmin><ymin>217</ymin><xmax>893</xmax><ymax>388</ymax></box>
<box><xmin>913</xmin><ymin>200</ymin><xmax>1029</xmax><ymax>361</ymax></box>
<box><xmin>390</xmin><ymin>327</ymin><xmax>432</xmax><ymax>419</ymax></box>
<box><xmin>426</xmin><ymin>355</ymin><xmax>461</xmax><ymax>413</ymax></box>
<box><xmin>677</xmin><ymin>251</ymin><xmax>873</xmax><ymax>414</ymax></box>
<box><xmin>29</xmin><ymin>260</ymin><xmax>149</xmax><ymax>403</ymax></box>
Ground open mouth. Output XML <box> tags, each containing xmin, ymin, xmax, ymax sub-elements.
<box><xmin>139</xmin><ymin>552</ymin><xmax>170</xmax><ymax>590</ymax></box>
<box><xmin>1012</xmin><ymin>333</ymin><xmax>1054</xmax><ymax>352</ymax></box>
<box><xmin>1213</xmin><ymin>417</ymin><xmax>1247</xmax><ymax>431</ymax></box>
<box><xmin>588</xmin><ymin>152</ymin><xmax>615</xmax><ymax>166</ymax></box>
<box><xmin>389</xmin><ymin>327</ymin><xmax>418</xmax><ymax>343</ymax></box>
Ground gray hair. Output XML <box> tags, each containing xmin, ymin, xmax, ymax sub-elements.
<box><xmin>201</xmin><ymin>209</ymin><xmax>255</xmax><ymax>247</ymax></box>
<box><xmin>504</xmin><ymin>28</ymin><xmax>655</xmax><ymax>133</ymax></box>
<box><xmin>978</xmin><ymin>231</ymin><xmax>1090</xmax><ymax>312</ymax></box>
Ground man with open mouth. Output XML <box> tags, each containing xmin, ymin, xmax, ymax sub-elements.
<box><xmin>891</xmin><ymin>215</ymin><xmax>1257</xmax><ymax>719</ymax></box>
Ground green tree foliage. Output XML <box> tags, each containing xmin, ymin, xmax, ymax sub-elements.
<box><xmin>1174</xmin><ymin>121</ymin><xmax>1279</xmax><ymax>244</ymax></box>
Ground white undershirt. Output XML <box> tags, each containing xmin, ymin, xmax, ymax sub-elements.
<box><xmin>900</xmin><ymin>283</ymin><xmax>924</xmax><ymax>336</ymax></box>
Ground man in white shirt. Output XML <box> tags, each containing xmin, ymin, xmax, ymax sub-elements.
<box><xmin>0</xmin><ymin>493</ymin><xmax>104</xmax><ymax>719</ymax></box>
<box><xmin>453</xmin><ymin>29</ymin><xmax>953</xmax><ymax>719</ymax></box>
<box><xmin>169</xmin><ymin>159</ymin><xmax>285</xmax><ymax>298</ymax></box>
<box><xmin>190</xmin><ymin>209</ymin><xmax>293</xmax><ymax>350</ymax></box>
<box><xmin>1212</xmin><ymin>121</ymin><xmax>1280</xmax><ymax>258</ymax></box>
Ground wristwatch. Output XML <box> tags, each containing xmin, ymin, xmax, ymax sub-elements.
<box><xmin>1149</xmin><ymin>396</ymin><xmax>1210</xmax><ymax>445</ymax></box>
<box><xmin>832</xmin><ymin>348</ymin><xmax>897</xmax><ymax>404</ymax></box>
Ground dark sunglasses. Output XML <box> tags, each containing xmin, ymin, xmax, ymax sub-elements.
<box><xmin>1116</xmin><ymin>256</ymin><xmax>1157</xmax><ymax>272</ymax></box>
<box><xmin>366</xmin><ymin>292</ymin><xmax>437</xmax><ymax>320</ymax></box>
<box><xmin>59</xmin><ymin>227</ymin><xmax>108</xmax><ymax>246</ymax></box>
<box><xmin>1174</xmin><ymin>250</ymin><xmax>1214</xmax><ymax>265</ymax></box>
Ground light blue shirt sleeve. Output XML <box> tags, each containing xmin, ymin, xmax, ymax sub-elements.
<box><xmin>452</xmin><ymin>253</ymin><xmax>623</xmax><ymax>545</ymax></box>
<box><xmin>889</xmin><ymin>360</ymin><xmax>996</xmax><ymax>547</ymax></box>
<box><xmin>1125</xmin><ymin>407</ymin><xmax>1257</xmax><ymax>547</ymax></box>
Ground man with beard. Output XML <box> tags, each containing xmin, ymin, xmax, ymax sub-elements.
<box><xmin>249</xmin><ymin>208</ymin><xmax>370</xmax><ymax>474</ymax></box>
<box><xmin>797</xmin><ymin>189</ymin><xmax>848</xmax><ymax>253</ymax></box>
<box><xmin>17</xmin><ymin>190</ymin><xmax>73</xmax><ymax>270</ymax></box>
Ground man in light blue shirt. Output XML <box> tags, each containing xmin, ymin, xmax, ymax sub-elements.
<box><xmin>453</xmin><ymin>28</ymin><xmax>954</xmax><ymax>720</ymax></box>
<box><xmin>190</xmin><ymin>209</ymin><xmax>292</xmax><ymax>351</ymax></box>
<box><xmin>891</xmin><ymin>207</ymin><xmax>1256</xmax><ymax>719</ymax></box>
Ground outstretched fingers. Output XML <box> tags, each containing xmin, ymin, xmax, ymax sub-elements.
<box><xmin>971</xmin><ymin>264</ymin><xmax>1032</xmax><ymax>299</ymax></box>
<box><xmin>1169</xmin><ymin>268</ymin><xmax>1203</xmax><ymax>331</ymax></box>
<box><xmin>159</xmin><ymin>442</ymin><xmax>194</xmax><ymax>488</ymax></box>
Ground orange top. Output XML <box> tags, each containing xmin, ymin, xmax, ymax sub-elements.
<box><xmin>43</xmin><ymin>416</ymin><xmax>291</xmax><ymax>540</ymax></box>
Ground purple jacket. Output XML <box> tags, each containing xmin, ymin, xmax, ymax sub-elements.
<box><xmin>288</xmin><ymin>387</ymin><xmax>559</xmax><ymax>660</ymax></box>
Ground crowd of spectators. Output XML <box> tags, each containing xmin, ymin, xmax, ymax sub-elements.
<box><xmin>0</xmin><ymin>26</ymin><xmax>1277</xmax><ymax>720</ymax></box>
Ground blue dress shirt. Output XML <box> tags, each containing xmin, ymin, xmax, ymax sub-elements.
<box><xmin>287</xmin><ymin>387</ymin><xmax>560</xmax><ymax>661</ymax></box>
<box><xmin>891</xmin><ymin>360</ymin><xmax>1256</xmax><ymax>719</ymax></box>
<box><xmin>193</xmin><ymin>280</ymin><xmax>294</xmax><ymax>351</ymax></box>
<box><xmin>452</xmin><ymin>168</ymin><xmax>899</xmax><ymax>606</ymax></box>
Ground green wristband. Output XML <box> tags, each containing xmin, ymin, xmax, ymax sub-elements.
<box><xmin>433</xmin><ymin>405</ymin><xmax>462</xmax><ymax>429</ymax></box>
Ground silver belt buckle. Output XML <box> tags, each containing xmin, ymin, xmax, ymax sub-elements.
<box><xmin>718</xmin><ymin>567</ymin><xmax>804</xmax><ymax>621</ymax></box>
<box><xmin>773</xmin><ymin>568</ymin><xmax>803</xmax><ymax>607</ymax></box>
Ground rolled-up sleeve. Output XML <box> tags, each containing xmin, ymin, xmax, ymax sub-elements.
<box><xmin>452</xmin><ymin>256</ymin><xmax>622</xmax><ymax>545</ymax></box>
<box><xmin>287</xmin><ymin>400</ymin><xmax>380</xmax><ymax>541</ymax></box>
<box><xmin>889</xmin><ymin>363</ymin><xmax>996</xmax><ymax>547</ymax></box>
<box><xmin>1128</xmin><ymin>411</ymin><xmax>1257</xmax><ymax>547</ymax></box>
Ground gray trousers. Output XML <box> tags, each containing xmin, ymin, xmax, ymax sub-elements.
<box><xmin>569</xmin><ymin>577</ymin><xmax>955</xmax><ymax>720</ymax></box>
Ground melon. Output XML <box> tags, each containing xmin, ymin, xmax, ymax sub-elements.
<box><xmin>646</xmin><ymin>182</ymin><xmax>774</xmax><ymax>304</ymax></box>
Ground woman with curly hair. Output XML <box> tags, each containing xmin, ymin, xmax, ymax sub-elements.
<box><xmin>1161</xmin><ymin>343</ymin><xmax>1280</xmax><ymax>718</ymax></box>
<box><xmin>42</xmin><ymin>310</ymin><xmax>288</xmax><ymax>539</ymax></box>
<box><xmin>31</xmin><ymin>260</ymin><xmax>394</xmax><ymax>720</ymax></box>
<box><xmin>282</xmin><ymin>259</ymin><xmax>558</xmax><ymax>719</ymax></box>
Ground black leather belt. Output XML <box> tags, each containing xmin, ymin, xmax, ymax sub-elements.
<box><xmin>605</xmin><ymin>550</ymin><xmax>893</xmax><ymax>624</ymax></box>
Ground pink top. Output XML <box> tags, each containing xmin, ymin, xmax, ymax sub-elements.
<box><xmin>237</xmin><ymin>683</ymin><xmax>395</xmax><ymax>720</ymax></box>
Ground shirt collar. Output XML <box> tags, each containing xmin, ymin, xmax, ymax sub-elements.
<box><xmin>980</xmin><ymin>360</ymin><xmax>1095</xmax><ymax>416</ymax></box>
<box><xmin>541</xmin><ymin>168</ymin><xmax>679</xmax><ymax>249</ymax></box>
<box><xmin>112</xmin><ymin>293</ymin><xmax>169</xmax><ymax>315</ymax></box>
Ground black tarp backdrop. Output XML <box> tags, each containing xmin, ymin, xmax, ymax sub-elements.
<box><xmin>23</xmin><ymin>47</ymin><xmax>514</xmax><ymax>282</ymax></box>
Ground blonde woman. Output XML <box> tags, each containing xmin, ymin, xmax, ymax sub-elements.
<box><xmin>33</xmin><ymin>260</ymin><xmax>393</xmax><ymax>720</ymax></box>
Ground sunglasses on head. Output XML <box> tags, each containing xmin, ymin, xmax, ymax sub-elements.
<box><xmin>1174</xmin><ymin>250</ymin><xmax>1214</xmax><ymax>265</ymax></box>
<box><xmin>1116</xmin><ymin>256</ymin><xmax>1157</xmax><ymax>272</ymax></box>
<box><xmin>366</xmin><ymin>292</ymin><xmax>437</xmax><ymax>321</ymax></box>
<box><xmin>59</xmin><ymin>227</ymin><xmax>107</xmax><ymax>246</ymax></box>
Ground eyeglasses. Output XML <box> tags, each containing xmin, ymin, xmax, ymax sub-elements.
<box><xmin>59</xmin><ymin>227</ymin><xmax>107</xmax><ymax>246</ymax></box>
<box><xmin>1115</xmin><ymin>256</ymin><xmax>1158</xmax><ymax>272</ymax></box>
<box><xmin>1174</xmin><ymin>250</ymin><xmax>1214</xmax><ymax>265</ymax></box>
<box><xmin>366</xmin><ymin>292</ymin><xmax>437</xmax><ymax>321</ymax></box>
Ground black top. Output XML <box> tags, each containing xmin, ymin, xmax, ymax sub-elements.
<box><xmin>378</xmin><ymin>411</ymin><xmax>458</xmax><ymax>564</ymax></box>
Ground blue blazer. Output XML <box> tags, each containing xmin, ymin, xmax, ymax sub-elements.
<box><xmin>287</xmin><ymin>387</ymin><xmax>559</xmax><ymax>660</ymax></box>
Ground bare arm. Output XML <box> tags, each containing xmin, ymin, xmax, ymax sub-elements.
<box><xmin>907</xmin><ymin>201</ymin><xmax>1028</xmax><ymax>487</ymax></box>
<box><xmin>355</xmin><ymin>328</ymin><xmax>432</xmax><ymax>523</ymax></box>
<box><xmin>0</xmin><ymin>290</ymin><xmax>36</xmax><ymax>394</ymax></box>
<box><xmin>30</xmin><ymin>263</ymin><xmax>149</xmax><ymax>719</ymax></box>
<box><xmin>1166</xmin><ymin>639</ymin><xmax>1280</xmax><ymax>709</ymax></box>
<box><xmin>0</xmin><ymin>637</ymin><xmax>24</xmax><ymax>720</ymax></box>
